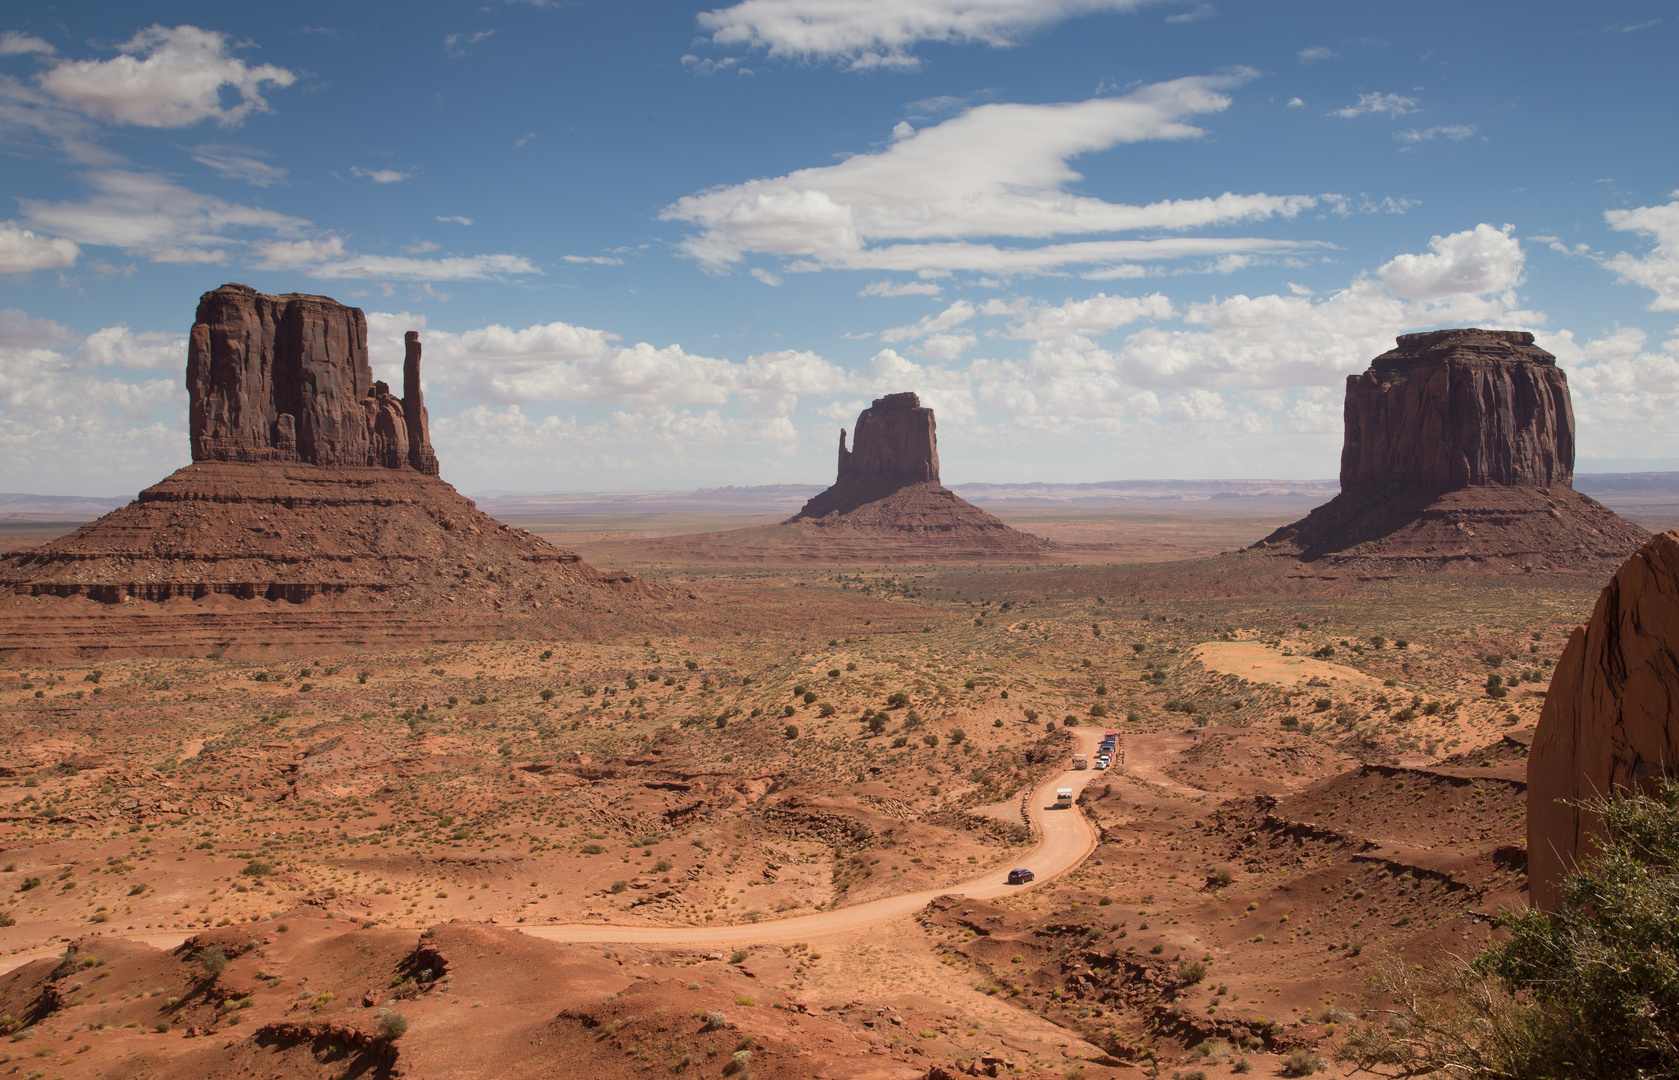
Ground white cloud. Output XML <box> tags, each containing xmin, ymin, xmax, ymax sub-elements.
<box><xmin>1331</xmin><ymin>92</ymin><xmax>1418</xmax><ymax>119</ymax></box>
<box><xmin>750</xmin><ymin>266</ymin><xmax>784</xmax><ymax>286</ymax></box>
<box><xmin>36</xmin><ymin>24</ymin><xmax>295</xmax><ymax>128</ymax></box>
<box><xmin>663</xmin><ymin>73</ymin><xmax>1320</xmax><ymax>277</ymax></box>
<box><xmin>1377</xmin><ymin>222</ymin><xmax>1522</xmax><ymax>299</ymax></box>
<box><xmin>859</xmin><ymin>279</ymin><xmax>943</xmax><ymax>297</ymax></box>
<box><xmin>985</xmin><ymin>291</ymin><xmax>1174</xmax><ymax>340</ymax></box>
<box><xmin>1165</xmin><ymin>4</ymin><xmax>1215</xmax><ymax>23</ymax></box>
<box><xmin>253</xmin><ymin>235</ymin><xmax>539</xmax><ymax>281</ymax></box>
<box><xmin>1603</xmin><ymin>192</ymin><xmax>1679</xmax><ymax>312</ymax></box>
<box><xmin>562</xmin><ymin>254</ymin><xmax>623</xmax><ymax>265</ymax></box>
<box><xmin>1394</xmin><ymin>124</ymin><xmax>1476</xmax><ymax>145</ymax></box>
<box><xmin>0</xmin><ymin>309</ymin><xmax>78</xmax><ymax>348</ymax></box>
<box><xmin>189</xmin><ymin>143</ymin><xmax>287</xmax><ymax>186</ymax></box>
<box><xmin>436</xmin><ymin>215</ymin><xmax>474</xmax><ymax>226</ymax></box>
<box><xmin>916</xmin><ymin>332</ymin><xmax>977</xmax><ymax>360</ymax></box>
<box><xmin>16</xmin><ymin>170</ymin><xmax>536</xmax><ymax>279</ymax></box>
<box><xmin>0</xmin><ymin>220</ymin><xmax>79</xmax><ymax>272</ymax></box>
<box><xmin>881</xmin><ymin>300</ymin><xmax>976</xmax><ymax>343</ymax></box>
<box><xmin>697</xmin><ymin>0</ymin><xmax>1158</xmax><ymax>70</ymax></box>
<box><xmin>1286</xmin><ymin>97</ymin><xmax>1304</xmax><ymax>107</ymax></box>
<box><xmin>351</xmin><ymin>165</ymin><xmax>412</xmax><ymax>184</ymax></box>
<box><xmin>19</xmin><ymin>169</ymin><xmax>308</xmax><ymax>263</ymax></box>
<box><xmin>1296</xmin><ymin>46</ymin><xmax>1335</xmax><ymax>62</ymax></box>
<box><xmin>0</xmin><ymin>31</ymin><xmax>55</xmax><ymax>55</ymax></box>
<box><xmin>444</xmin><ymin>30</ymin><xmax>495</xmax><ymax>57</ymax></box>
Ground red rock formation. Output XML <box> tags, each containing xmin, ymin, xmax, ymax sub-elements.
<box><xmin>187</xmin><ymin>283</ymin><xmax>438</xmax><ymax>474</ymax></box>
<box><xmin>1528</xmin><ymin>530</ymin><xmax>1679</xmax><ymax>910</ymax></box>
<box><xmin>1259</xmin><ymin>329</ymin><xmax>1646</xmax><ymax>571</ymax></box>
<box><xmin>0</xmin><ymin>284</ymin><xmax>645</xmax><ymax>643</ymax></box>
<box><xmin>1341</xmin><ymin>329</ymin><xmax>1573</xmax><ymax>494</ymax></box>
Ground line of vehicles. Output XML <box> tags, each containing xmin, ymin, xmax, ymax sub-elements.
<box><xmin>1011</xmin><ymin>732</ymin><xmax>1128</xmax><ymax>885</ymax></box>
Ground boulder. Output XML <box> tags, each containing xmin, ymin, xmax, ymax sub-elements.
<box><xmin>1527</xmin><ymin>530</ymin><xmax>1679</xmax><ymax>910</ymax></box>
<box><xmin>187</xmin><ymin>283</ymin><xmax>438</xmax><ymax>474</ymax></box>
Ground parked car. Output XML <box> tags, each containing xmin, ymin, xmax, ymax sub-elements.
<box><xmin>1007</xmin><ymin>868</ymin><xmax>1035</xmax><ymax>884</ymax></box>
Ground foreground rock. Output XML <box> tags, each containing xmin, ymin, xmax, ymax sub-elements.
<box><xmin>1528</xmin><ymin>530</ymin><xmax>1679</xmax><ymax>910</ymax></box>
<box><xmin>595</xmin><ymin>393</ymin><xmax>1052</xmax><ymax>564</ymax></box>
<box><xmin>0</xmin><ymin>284</ymin><xmax>644</xmax><ymax>656</ymax></box>
<box><xmin>1259</xmin><ymin>329</ymin><xmax>1646</xmax><ymax>572</ymax></box>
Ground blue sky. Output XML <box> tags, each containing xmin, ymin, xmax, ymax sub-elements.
<box><xmin>1</xmin><ymin>0</ymin><xmax>1676</xmax><ymax>496</ymax></box>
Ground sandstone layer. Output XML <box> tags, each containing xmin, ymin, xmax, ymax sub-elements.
<box><xmin>1258</xmin><ymin>329</ymin><xmax>1646</xmax><ymax>571</ymax></box>
<box><xmin>1528</xmin><ymin>530</ymin><xmax>1679</xmax><ymax>910</ymax></box>
<box><xmin>598</xmin><ymin>393</ymin><xmax>1051</xmax><ymax>564</ymax></box>
<box><xmin>0</xmin><ymin>285</ymin><xmax>646</xmax><ymax>652</ymax></box>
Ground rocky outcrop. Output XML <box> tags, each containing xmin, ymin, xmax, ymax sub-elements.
<box><xmin>0</xmin><ymin>284</ymin><xmax>648</xmax><ymax>647</ymax></box>
<box><xmin>187</xmin><ymin>283</ymin><xmax>438</xmax><ymax>474</ymax></box>
<box><xmin>1258</xmin><ymin>329</ymin><xmax>1646</xmax><ymax>571</ymax></box>
<box><xmin>796</xmin><ymin>393</ymin><xmax>942</xmax><ymax>520</ymax></box>
<box><xmin>1528</xmin><ymin>531</ymin><xmax>1679</xmax><ymax>910</ymax></box>
<box><xmin>1341</xmin><ymin>329</ymin><xmax>1573</xmax><ymax>495</ymax></box>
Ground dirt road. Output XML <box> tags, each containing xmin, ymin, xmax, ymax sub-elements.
<box><xmin>0</xmin><ymin>733</ymin><xmax>1105</xmax><ymax>970</ymax></box>
<box><xmin>524</xmin><ymin>728</ymin><xmax>1105</xmax><ymax>946</ymax></box>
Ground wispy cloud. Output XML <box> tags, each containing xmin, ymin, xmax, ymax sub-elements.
<box><xmin>436</xmin><ymin>215</ymin><xmax>474</xmax><ymax>226</ymax></box>
<box><xmin>444</xmin><ymin>29</ymin><xmax>495</xmax><ymax>57</ymax></box>
<box><xmin>189</xmin><ymin>142</ymin><xmax>287</xmax><ymax>186</ymax></box>
<box><xmin>1394</xmin><ymin>124</ymin><xmax>1476</xmax><ymax>146</ymax></box>
<box><xmin>1331</xmin><ymin>91</ymin><xmax>1418</xmax><ymax>119</ymax></box>
<box><xmin>351</xmin><ymin>165</ymin><xmax>412</xmax><ymax>184</ymax></box>
<box><xmin>859</xmin><ymin>279</ymin><xmax>943</xmax><ymax>297</ymax></box>
<box><xmin>0</xmin><ymin>30</ymin><xmax>55</xmax><ymax>55</ymax></box>
<box><xmin>1296</xmin><ymin>45</ymin><xmax>1335</xmax><ymax>61</ymax></box>
<box><xmin>1165</xmin><ymin>4</ymin><xmax>1214</xmax><ymax>24</ymax></box>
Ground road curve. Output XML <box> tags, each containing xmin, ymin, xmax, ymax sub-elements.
<box><xmin>0</xmin><ymin>733</ymin><xmax>1107</xmax><ymax>972</ymax></box>
<box><xmin>523</xmin><ymin>728</ymin><xmax>1106</xmax><ymax>946</ymax></box>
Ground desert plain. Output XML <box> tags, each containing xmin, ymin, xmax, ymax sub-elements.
<box><xmin>0</xmin><ymin>488</ymin><xmax>1662</xmax><ymax>1080</ymax></box>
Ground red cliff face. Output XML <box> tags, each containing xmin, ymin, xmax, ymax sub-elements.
<box><xmin>186</xmin><ymin>283</ymin><xmax>438</xmax><ymax>475</ymax></box>
<box><xmin>1527</xmin><ymin>531</ymin><xmax>1679</xmax><ymax>911</ymax></box>
<box><xmin>1340</xmin><ymin>329</ymin><xmax>1573</xmax><ymax>497</ymax></box>
<box><xmin>836</xmin><ymin>392</ymin><xmax>940</xmax><ymax>486</ymax></box>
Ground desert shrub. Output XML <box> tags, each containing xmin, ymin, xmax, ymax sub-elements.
<box><xmin>891</xmin><ymin>736</ymin><xmax>908</xmax><ymax>748</ymax></box>
<box><xmin>1062</xmin><ymin>715</ymin><xmax>1078</xmax><ymax>727</ymax></box>
<box><xmin>887</xmin><ymin>691</ymin><xmax>910</xmax><ymax>709</ymax></box>
<box><xmin>817</xmin><ymin>703</ymin><xmax>836</xmax><ymax>717</ymax></box>
<box><xmin>654</xmin><ymin>858</ymin><xmax>673</xmax><ymax>872</ymax></box>
<box><xmin>195</xmin><ymin>946</ymin><xmax>228</xmax><ymax>977</ymax></box>
<box><xmin>1341</xmin><ymin>780</ymin><xmax>1679</xmax><ymax>1079</ymax></box>
<box><xmin>1281</xmin><ymin>1049</ymin><xmax>1322</xmax><ymax>1076</ymax></box>
<box><xmin>579</xmin><ymin>843</ymin><xmax>605</xmax><ymax>855</ymax></box>
<box><xmin>1177</xmin><ymin>960</ymin><xmax>1207</xmax><ymax>984</ymax></box>
<box><xmin>539</xmin><ymin>689</ymin><xmax>555</xmax><ymax>702</ymax></box>
<box><xmin>1394</xmin><ymin>708</ymin><xmax>1417</xmax><ymax>722</ymax></box>
<box><xmin>1149</xmin><ymin>943</ymin><xmax>1164</xmax><ymax>954</ymax></box>
<box><xmin>1023</xmin><ymin>709</ymin><xmax>1039</xmax><ymax>721</ymax></box>
<box><xmin>1279</xmin><ymin>716</ymin><xmax>1299</xmax><ymax>730</ymax></box>
<box><xmin>17</xmin><ymin>877</ymin><xmax>40</xmax><ymax>892</ymax></box>
<box><xmin>1313</xmin><ymin>697</ymin><xmax>1333</xmax><ymax>712</ymax></box>
<box><xmin>240</xmin><ymin>859</ymin><xmax>274</xmax><ymax>878</ymax></box>
<box><xmin>867</xmin><ymin>715</ymin><xmax>887</xmax><ymax>734</ymax></box>
<box><xmin>375</xmin><ymin>1009</ymin><xmax>408</xmax><ymax>1040</ymax></box>
<box><xmin>1089</xmin><ymin>703</ymin><xmax>1108</xmax><ymax>718</ymax></box>
<box><xmin>701</xmin><ymin>1011</ymin><xmax>727</xmax><ymax>1031</ymax></box>
<box><xmin>948</xmin><ymin>728</ymin><xmax>965</xmax><ymax>744</ymax></box>
<box><xmin>684</xmin><ymin>660</ymin><xmax>699</xmax><ymax>670</ymax></box>
<box><xmin>1206</xmin><ymin>869</ymin><xmax>1232</xmax><ymax>888</ymax></box>
<box><xmin>609</xmin><ymin>880</ymin><xmax>628</xmax><ymax>894</ymax></box>
<box><xmin>922</xmin><ymin>733</ymin><xmax>939</xmax><ymax>747</ymax></box>
<box><xmin>784</xmin><ymin>725</ymin><xmax>800</xmax><ymax>740</ymax></box>
<box><xmin>782</xmin><ymin>705</ymin><xmax>795</xmax><ymax>717</ymax></box>
<box><xmin>802</xmin><ymin>691</ymin><xmax>817</xmax><ymax>705</ymax></box>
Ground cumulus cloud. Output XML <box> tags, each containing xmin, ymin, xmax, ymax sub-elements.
<box><xmin>1377</xmin><ymin>223</ymin><xmax>1522</xmax><ymax>299</ymax></box>
<box><xmin>881</xmin><ymin>300</ymin><xmax>976</xmax><ymax>343</ymax></box>
<box><xmin>36</xmin><ymin>24</ymin><xmax>295</xmax><ymax>127</ymax></box>
<box><xmin>0</xmin><ymin>220</ymin><xmax>80</xmax><ymax>272</ymax></box>
<box><xmin>1296</xmin><ymin>46</ymin><xmax>1335</xmax><ymax>61</ymax></box>
<box><xmin>696</xmin><ymin>0</ymin><xmax>1159</xmax><ymax>70</ymax></box>
<box><xmin>1331</xmin><ymin>92</ymin><xmax>1418</xmax><ymax>119</ymax></box>
<box><xmin>663</xmin><ymin>73</ymin><xmax>1320</xmax><ymax>277</ymax></box>
<box><xmin>984</xmin><ymin>291</ymin><xmax>1174</xmax><ymax>340</ymax></box>
<box><xmin>1603</xmin><ymin>192</ymin><xmax>1679</xmax><ymax>312</ymax></box>
<box><xmin>0</xmin><ymin>311</ymin><xmax>188</xmax><ymax>491</ymax></box>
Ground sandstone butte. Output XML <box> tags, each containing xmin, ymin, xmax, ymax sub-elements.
<box><xmin>0</xmin><ymin>284</ymin><xmax>642</xmax><ymax>655</ymax></box>
<box><xmin>1257</xmin><ymin>328</ymin><xmax>1648</xmax><ymax>572</ymax></box>
<box><xmin>603</xmin><ymin>392</ymin><xmax>1053</xmax><ymax>564</ymax></box>
<box><xmin>1527</xmin><ymin>529</ymin><xmax>1679</xmax><ymax>910</ymax></box>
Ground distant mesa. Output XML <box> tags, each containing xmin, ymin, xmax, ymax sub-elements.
<box><xmin>1528</xmin><ymin>529</ymin><xmax>1679</xmax><ymax>910</ymax></box>
<box><xmin>1256</xmin><ymin>328</ymin><xmax>1648</xmax><ymax>572</ymax></box>
<box><xmin>594</xmin><ymin>392</ymin><xmax>1052</xmax><ymax>564</ymax></box>
<box><xmin>0</xmin><ymin>284</ymin><xmax>637</xmax><ymax>654</ymax></box>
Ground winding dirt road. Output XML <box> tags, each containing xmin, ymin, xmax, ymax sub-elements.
<box><xmin>525</xmin><ymin>728</ymin><xmax>1105</xmax><ymax>945</ymax></box>
<box><xmin>0</xmin><ymin>733</ymin><xmax>1106</xmax><ymax>971</ymax></box>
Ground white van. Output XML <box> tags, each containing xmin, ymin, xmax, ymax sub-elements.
<box><xmin>1055</xmin><ymin>787</ymin><xmax>1074</xmax><ymax>808</ymax></box>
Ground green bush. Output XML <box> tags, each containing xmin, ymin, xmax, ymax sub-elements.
<box><xmin>1341</xmin><ymin>780</ymin><xmax>1679</xmax><ymax>1078</ymax></box>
